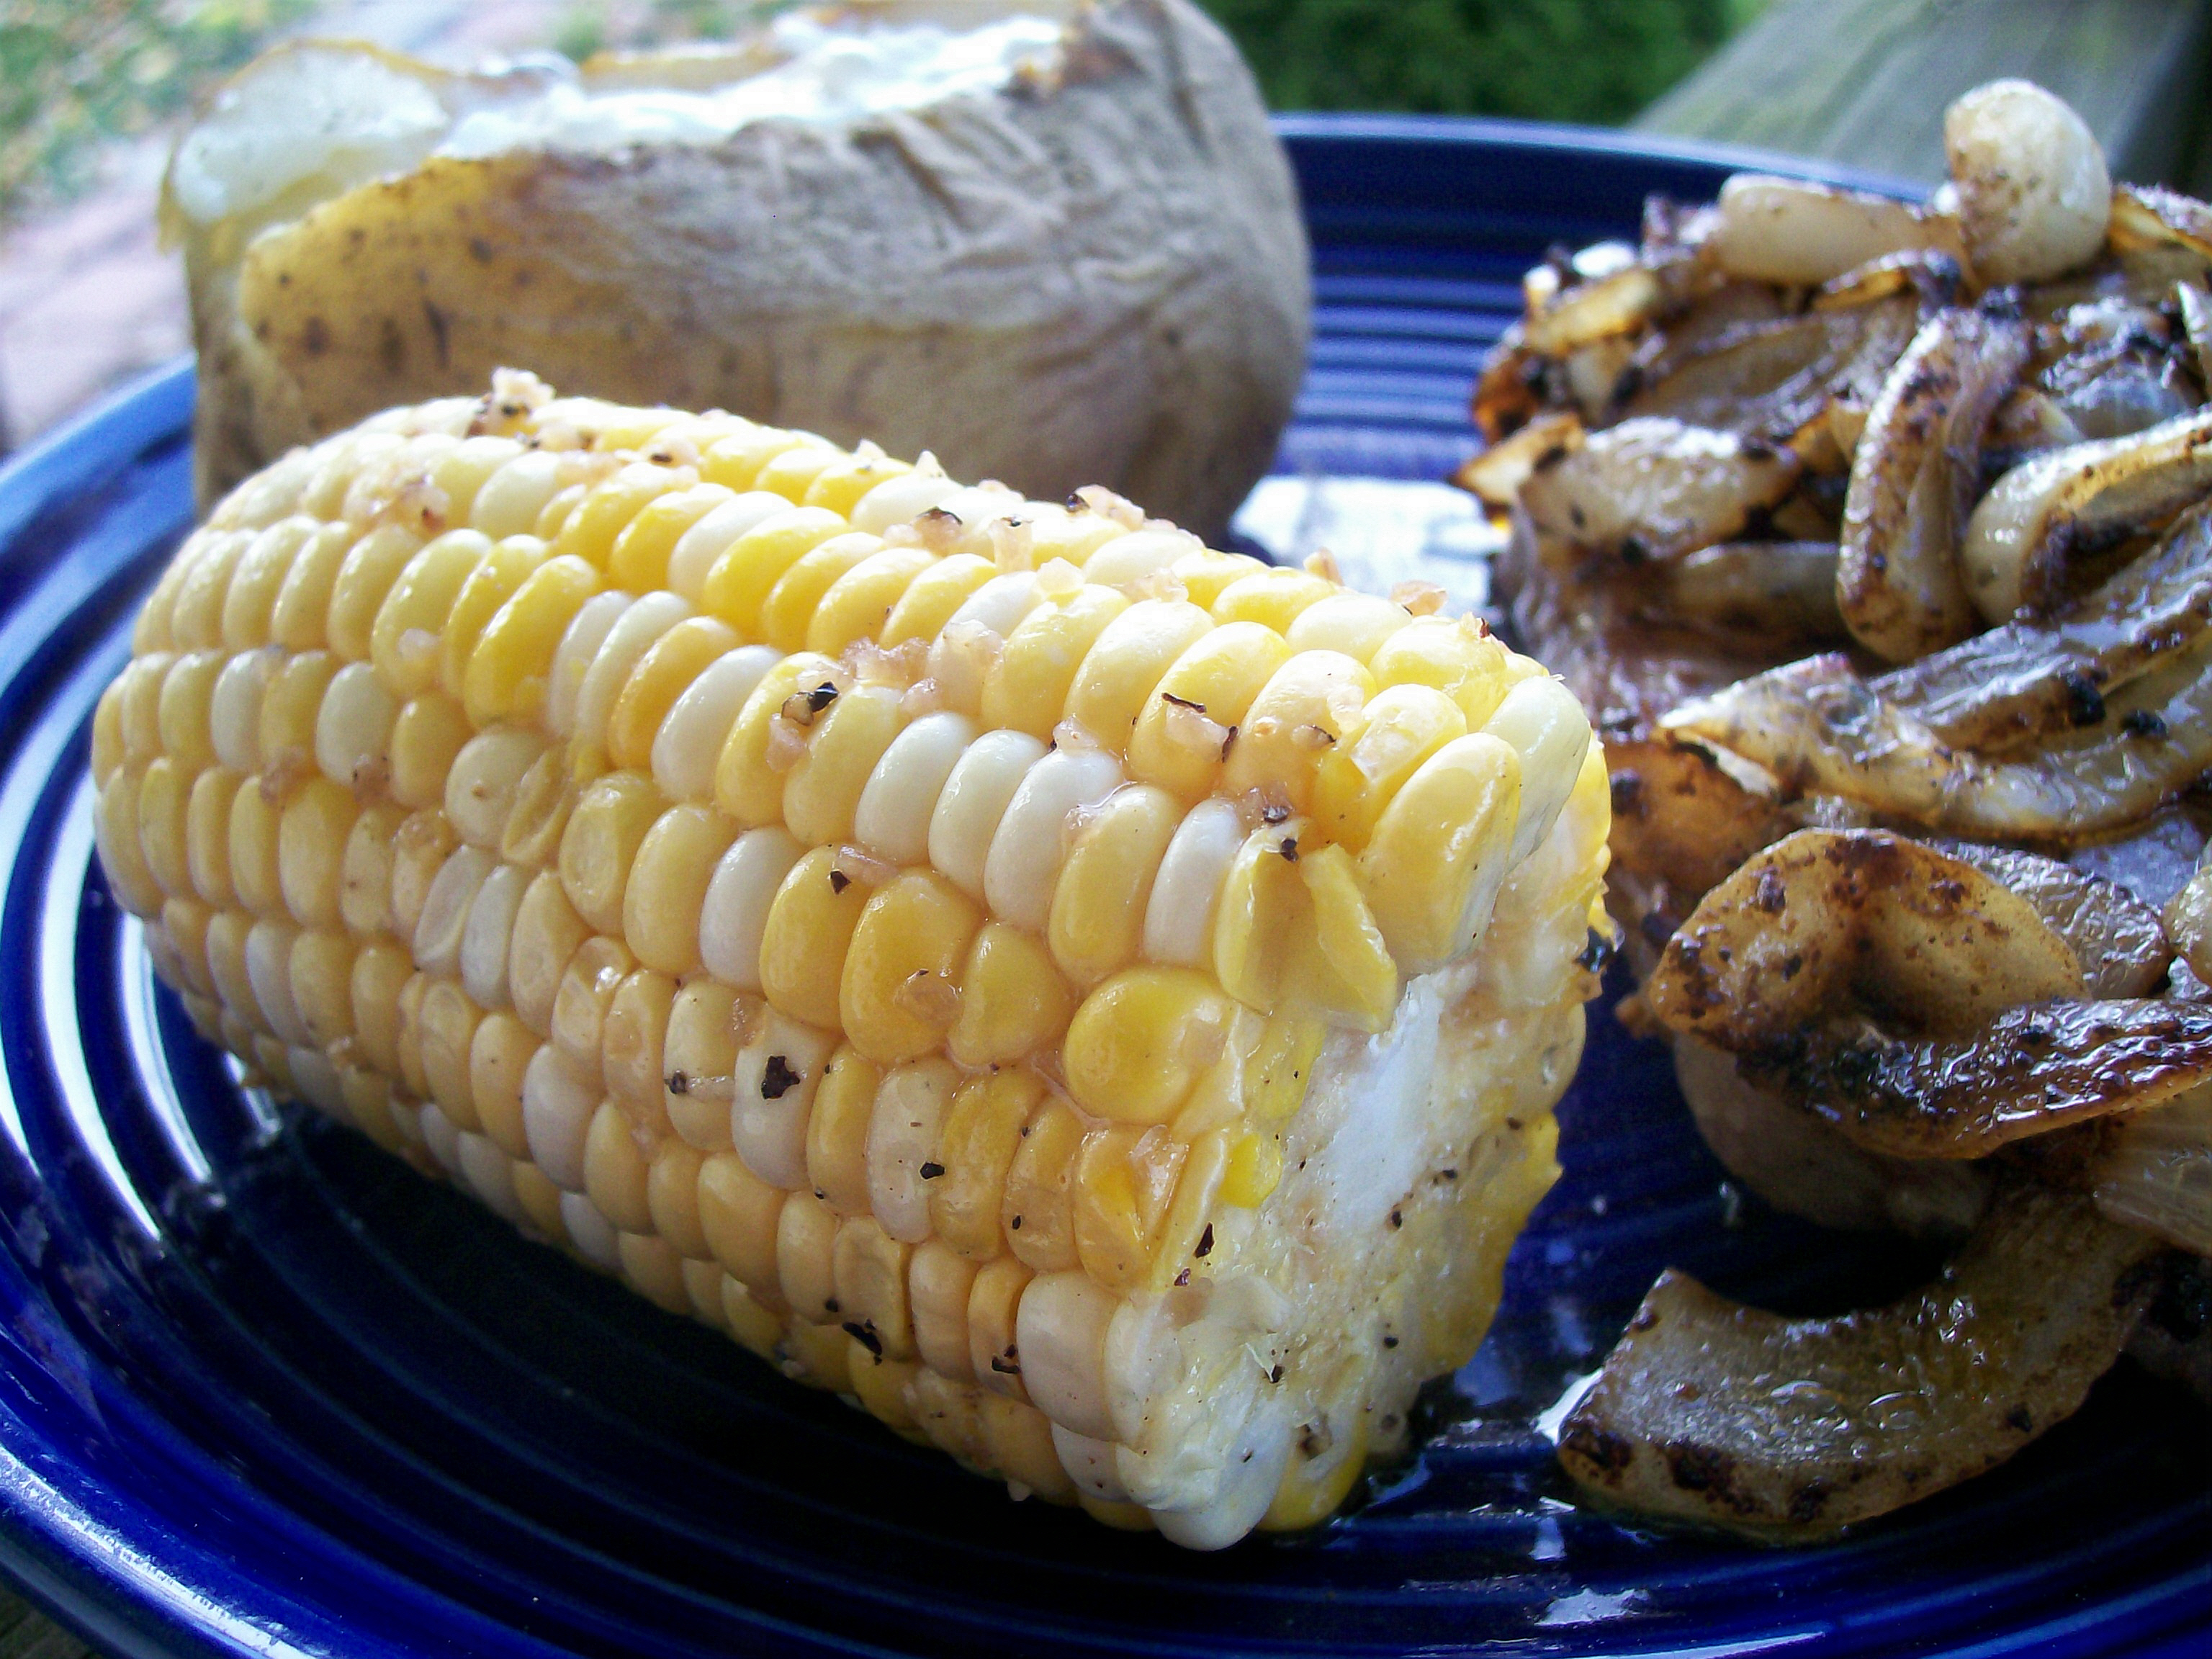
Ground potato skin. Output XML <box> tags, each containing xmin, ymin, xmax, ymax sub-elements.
<box><xmin>189</xmin><ymin>0</ymin><xmax>1310</xmax><ymax>541</ymax></box>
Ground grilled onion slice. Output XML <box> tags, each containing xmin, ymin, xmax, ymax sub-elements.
<box><xmin>1519</xmin><ymin>416</ymin><xmax>1801</xmax><ymax>564</ymax></box>
<box><xmin>1559</xmin><ymin>1186</ymin><xmax>2161</xmax><ymax>1537</ymax></box>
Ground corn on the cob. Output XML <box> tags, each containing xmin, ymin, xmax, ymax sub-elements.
<box><xmin>96</xmin><ymin>372</ymin><xmax>1610</xmax><ymax>1548</ymax></box>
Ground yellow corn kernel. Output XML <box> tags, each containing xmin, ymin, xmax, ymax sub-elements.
<box><xmin>226</xmin><ymin>776</ymin><xmax>284</xmax><ymax>915</ymax></box>
<box><xmin>777</xmin><ymin>1189</ymin><xmax>842</xmax><ymax>1322</ymax></box>
<box><xmin>701</xmin><ymin>508</ymin><xmax>847</xmax><ymax>637</ymax></box>
<box><xmin>552</xmin><ymin>463</ymin><xmax>691</xmax><ymax>567</ymax></box>
<box><xmin>1248</xmin><ymin>1013</ymin><xmax>1326</xmax><ymax>1123</ymax></box>
<box><xmin>368</xmin><ymin>531</ymin><xmax>489</xmax><ymax>700</ymax></box>
<box><xmin>155</xmin><ymin>650</ymin><xmax>224</xmax><ymax>775</ymax></box>
<box><xmin>1148</xmin><ymin>1126</ymin><xmax>1228</xmax><ymax>1288</ymax></box>
<box><xmin>647</xmin><ymin>1138</ymin><xmax>708</xmax><ymax>1256</ymax></box>
<box><xmin>1066</xmin><ymin>601</ymin><xmax>1214</xmax><ymax>749</ymax></box>
<box><xmin>980</xmin><ymin>1394</ymin><xmax>1076</xmax><ymax>1502</ymax></box>
<box><xmin>1211</xmin><ymin>568</ymin><xmax>1334</xmax><ymax>633</ymax></box>
<box><xmin>806</xmin><ymin>1046</ymin><xmax>881</xmax><ymax>1215</ymax></box>
<box><xmin>1310</xmin><ymin>683</ymin><xmax>1467</xmax><ymax>853</ymax></box>
<box><xmin>1047</xmin><ymin>785</ymin><xmax>1181</xmax><ymax>987</ymax></box>
<box><xmin>387</xmin><ymin>810</ymin><xmax>459</xmax><ymax>941</ymax></box>
<box><xmin>697</xmin><ymin>1148</ymin><xmax>786</xmax><ymax>1305</ymax></box>
<box><xmin>1074</xmin><ymin>1124</ymin><xmax>1189</xmax><ymax>1294</ymax></box>
<box><xmin>508</xmin><ymin>869</ymin><xmax>589</xmax><ymax>1038</ymax></box>
<box><xmin>440</xmin><ymin>535</ymin><xmax>548</xmax><ymax>700</ymax></box>
<box><xmin>388</xmin><ymin>692</ymin><xmax>472</xmax><ymax>811</ymax></box>
<box><xmin>91</xmin><ymin>681</ymin><xmax>127</xmax><ymax>788</ymax></box>
<box><xmin>462</xmin><ymin>554</ymin><xmax>602</xmax><ymax>729</ymax></box>
<box><xmin>118</xmin><ymin>654</ymin><xmax>174</xmax><ymax>768</ymax></box>
<box><xmin>624</xmin><ymin>804</ymin><xmax>737</xmax><ymax>975</ymax></box>
<box><xmin>585</xmin><ymin>1100</ymin><xmax>654</xmax><ymax>1233</ymax></box>
<box><xmin>607</xmin><ymin>483</ymin><xmax>732</xmax><ymax>593</ymax></box>
<box><xmin>201</xmin><ymin>909</ymin><xmax>255</xmax><ymax>1030</ymax></box>
<box><xmin>966</xmin><ymin>1255</ymin><xmax>1033</xmax><ymax>1401</ymax></box>
<box><xmin>557</xmin><ymin>770</ymin><xmax>664</xmax><ymax>937</ymax></box>
<box><xmin>278</xmin><ymin>776</ymin><xmax>359</xmax><ymax>929</ymax></box>
<box><xmin>839</xmin><ymin>870</ymin><xmax>980</xmax><ymax>1064</ymax></box>
<box><xmin>782</xmin><ymin>1319</ymin><xmax>852</xmax><ymax>1393</ymax></box>
<box><xmin>1368</xmin><ymin>614</ymin><xmax>1514</xmax><ymax>728</ymax></box>
<box><xmin>1032</xmin><ymin>513</ymin><xmax>1129</xmax><ymax>570</ymax></box>
<box><xmin>699</xmin><ymin>428</ymin><xmax>824</xmax><ymax>493</ymax></box>
<box><xmin>848</xmin><ymin>1348</ymin><xmax>925</xmax><ymax>1438</ymax></box>
<box><xmin>470</xmin><ymin>1012</ymin><xmax>536</xmax><ymax>1158</ymax></box>
<box><xmin>783</xmin><ymin>684</ymin><xmax>904</xmax><ymax>848</ymax></box>
<box><xmin>757</xmin><ymin>847</ymin><xmax>870</xmax><ymax>1030</ymax></box>
<box><xmin>220</xmin><ymin>519</ymin><xmax>314</xmax><ymax>649</ymax></box>
<box><xmin>947</xmin><ymin>923</ymin><xmax>1073</xmax><ymax>1070</ymax></box>
<box><xmin>662</xmin><ymin>979</ymin><xmax>742</xmax><ymax>1150</ymax></box>
<box><xmin>428</xmin><ymin>436</ymin><xmax>524</xmax><ymax>528</ymax></box>
<box><xmin>511</xmin><ymin>1158</ymin><xmax>567</xmax><ymax>1238</ymax></box>
<box><xmin>418</xmin><ymin>979</ymin><xmax>484</xmax><ymax>1132</ymax></box>
<box><xmin>551</xmin><ymin>934</ymin><xmax>634</xmax><ymax>1084</ymax></box>
<box><xmin>1220</xmin><ymin>1128</ymin><xmax>1284</xmax><ymax>1207</ymax></box>
<box><xmin>1171</xmin><ymin>550</ymin><xmax>1267</xmax><ymax>611</ymax></box>
<box><xmin>606</xmin><ymin>616</ymin><xmax>739</xmax><ymax>773</ymax></box>
<box><xmin>760</xmin><ymin>534</ymin><xmax>883</xmax><ymax>654</ymax></box>
<box><xmin>257</xmin><ymin>650</ymin><xmax>338</xmax><ymax>785</ymax></box>
<box><xmin>834</xmin><ymin>1216</ymin><xmax>915</xmax><ymax>1359</ymax></box>
<box><xmin>1125</xmin><ymin>623</ymin><xmax>1290</xmax><ymax>801</ymax></box>
<box><xmin>979</xmin><ymin>586</ymin><xmax>1129</xmax><ymax>741</ymax></box>
<box><xmin>752</xmin><ymin>445</ymin><xmax>842</xmax><ymax>504</ymax></box>
<box><xmin>601</xmin><ymin>967</ymin><xmax>676</xmax><ymax>1117</ymax></box>
<box><xmin>499</xmin><ymin>749</ymin><xmax>575</xmax><ymax>868</ymax></box>
<box><xmin>909</xmin><ymin>1241</ymin><xmax>978</xmax><ymax>1380</ymax></box>
<box><xmin>1262</xmin><ymin>1413</ymin><xmax>1370</xmax><ymax>1533</ymax></box>
<box><xmin>932</xmin><ymin>1070</ymin><xmax>1040</xmax><ymax>1260</ymax></box>
<box><xmin>1221</xmin><ymin>650</ymin><xmax>1376</xmax><ymax>813</ymax></box>
<box><xmin>1287</xmin><ymin>592</ymin><xmax>1413</xmax><ymax>663</ymax></box>
<box><xmin>1001</xmin><ymin>1098</ymin><xmax>1082</xmax><ymax>1274</ymax></box>
<box><xmin>881</xmin><ymin>553</ymin><xmax>995</xmax><ymax>647</ymax></box>
<box><xmin>1359</xmin><ymin>733</ymin><xmax>1521</xmax><ymax>972</ymax></box>
<box><xmin>1064</xmin><ymin>967</ymin><xmax>1233</xmax><ymax>1126</ymax></box>
<box><xmin>712</xmin><ymin>652</ymin><xmax>840</xmax><ymax>827</ymax></box>
<box><xmin>266</xmin><ymin>523</ymin><xmax>355</xmax><ymax>652</ymax></box>
<box><xmin>325</xmin><ymin>524</ymin><xmax>424</xmax><ymax>662</ymax></box>
<box><xmin>135</xmin><ymin>757</ymin><xmax>192</xmax><ymax>899</ymax></box>
<box><xmin>804</xmin><ymin>453</ymin><xmax>913</xmax><ymax>517</ymax></box>
<box><xmin>167</xmin><ymin>530</ymin><xmax>248</xmax><ymax>650</ymax></box>
<box><xmin>347</xmin><ymin>941</ymin><xmax>412</xmax><ymax>1076</ymax></box>
<box><xmin>619</xmin><ymin>1233</ymin><xmax>693</xmax><ymax>1316</ymax></box>
<box><xmin>393</xmin><ymin>970</ymin><xmax>431</xmax><ymax>1100</ymax></box>
<box><xmin>1296</xmin><ymin>842</ymin><xmax>1400</xmax><ymax>1030</ymax></box>
<box><xmin>160</xmin><ymin>898</ymin><xmax>217</xmax><ymax>997</ymax></box>
<box><xmin>806</xmin><ymin>547</ymin><xmax>933</xmax><ymax>657</ymax></box>
<box><xmin>186</xmin><ymin>769</ymin><xmax>242</xmax><ymax>908</ymax></box>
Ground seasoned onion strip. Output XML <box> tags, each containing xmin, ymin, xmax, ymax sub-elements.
<box><xmin>2092</xmin><ymin>1082</ymin><xmax>2212</xmax><ymax>1254</ymax></box>
<box><xmin>1745</xmin><ymin>997</ymin><xmax>2212</xmax><ymax>1159</ymax></box>
<box><xmin>1519</xmin><ymin>417</ymin><xmax>1801</xmax><ymax>563</ymax></box>
<box><xmin>1878</xmin><ymin>500</ymin><xmax>2212</xmax><ymax>747</ymax></box>
<box><xmin>1839</xmin><ymin>305</ymin><xmax>2031</xmax><ymax>660</ymax></box>
<box><xmin>1659</xmin><ymin>541</ymin><xmax>1843</xmax><ymax>640</ymax></box>
<box><xmin>1559</xmin><ymin>1187</ymin><xmax>2159</xmax><ymax>1537</ymax></box>
<box><xmin>1663</xmin><ymin>632</ymin><xmax>2212</xmax><ymax>837</ymax></box>
<box><xmin>1961</xmin><ymin>405</ymin><xmax>2212</xmax><ymax>624</ymax></box>
<box><xmin>1931</xmin><ymin>841</ymin><xmax>2172</xmax><ymax>997</ymax></box>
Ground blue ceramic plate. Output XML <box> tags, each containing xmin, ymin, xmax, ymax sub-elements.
<box><xmin>0</xmin><ymin>117</ymin><xmax>2203</xmax><ymax>1659</ymax></box>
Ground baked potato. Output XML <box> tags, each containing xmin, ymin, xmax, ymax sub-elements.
<box><xmin>163</xmin><ymin>0</ymin><xmax>1311</xmax><ymax>540</ymax></box>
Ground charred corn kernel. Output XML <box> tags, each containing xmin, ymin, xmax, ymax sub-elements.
<box><xmin>607</xmin><ymin>483</ymin><xmax>731</xmax><ymax>593</ymax></box>
<box><xmin>463</xmin><ymin>555</ymin><xmax>601</xmax><ymax>728</ymax></box>
<box><xmin>806</xmin><ymin>547</ymin><xmax>935</xmax><ymax>657</ymax></box>
<box><xmin>840</xmin><ymin>871</ymin><xmax>980</xmax><ymax>1064</ymax></box>
<box><xmin>980</xmin><ymin>586</ymin><xmax>1129</xmax><ymax>740</ymax></box>
<box><xmin>931</xmin><ymin>1069</ymin><xmax>1040</xmax><ymax>1261</ymax></box>
<box><xmin>702</xmin><ymin>508</ymin><xmax>846</xmax><ymax>637</ymax></box>
<box><xmin>968</xmin><ymin>1254</ymin><xmax>1033</xmax><ymax>1401</ymax></box>
<box><xmin>948</xmin><ymin>923</ymin><xmax>1072</xmax><ymax>1070</ymax></box>
<box><xmin>713</xmin><ymin>652</ymin><xmax>842</xmax><ymax>827</ymax></box>
<box><xmin>662</xmin><ymin>979</ymin><xmax>742</xmax><ymax>1151</ymax></box>
<box><xmin>607</xmin><ymin>616</ymin><xmax>739</xmax><ymax>773</ymax></box>
<box><xmin>806</xmin><ymin>1046</ymin><xmax>882</xmax><ymax>1215</ymax></box>
<box><xmin>111</xmin><ymin>385</ymin><xmax>1608</xmax><ymax>1547</ymax></box>
<box><xmin>440</xmin><ymin>535</ymin><xmax>548</xmax><ymax>699</ymax></box>
<box><xmin>757</xmin><ymin>847</ymin><xmax>869</xmax><ymax>1030</ymax></box>
<box><xmin>1048</xmin><ymin>785</ymin><xmax>1181</xmax><ymax>986</ymax></box>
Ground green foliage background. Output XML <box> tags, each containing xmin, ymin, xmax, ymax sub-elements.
<box><xmin>1196</xmin><ymin>0</ymin><xmax>1748</xmax><ymax>125</ymax></box>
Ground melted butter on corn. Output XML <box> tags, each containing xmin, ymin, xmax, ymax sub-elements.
<box><xmin>96</xmin><ymin>374</ymin><xmax>1611</xmax><ymax>1547</ymax></box>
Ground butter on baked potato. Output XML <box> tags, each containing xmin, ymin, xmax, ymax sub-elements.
<box><xmin>163</xmin><ymin>0</ymin><xmax>1310</xmax><ymax>539</ymax></box>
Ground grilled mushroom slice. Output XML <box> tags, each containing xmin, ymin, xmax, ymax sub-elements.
<box><xmin>1559</xmin><ymin>1185</ymin><xmax>2162</xmax><ymax>1537</ymax></box>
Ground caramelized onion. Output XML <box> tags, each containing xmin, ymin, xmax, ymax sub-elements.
<box><xmin>1560</xmin><ymin>1186</ymin><xmax>2159</xmax><ymax>1537</ymax></box>
<box><xmin>1659</xmin><ymin>541</ymin><xmax>1843</xmax><ymax>641</ymax></box>
<box><xmin>1519</xmin><ymin>416</ymin><xmax>1801</xmax><ymax>563</ymax></box>
<box><xmin>1710</xmin><ymin>175</ymin><xmax>1951</xmax><ymax>287</ymax></box>
<box><xmin>1931</xmin><ymin>841</ymin><xmax>2172</xmax><ymax>997</ymax></box>
<box><xmin>1627</xmin><ymin>296</ymin><xmax>1919</xmax><ymax>446</ymax></box>
<box><xmin>2093</xmin><ymin>1082</ymin><xmax>2212</xmax><ymax>1254</ymax></box>
<box><xmin>1839</xmin><ymin>304</ymin><xmax>2031</xmax><ymax>660</ymax></box>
